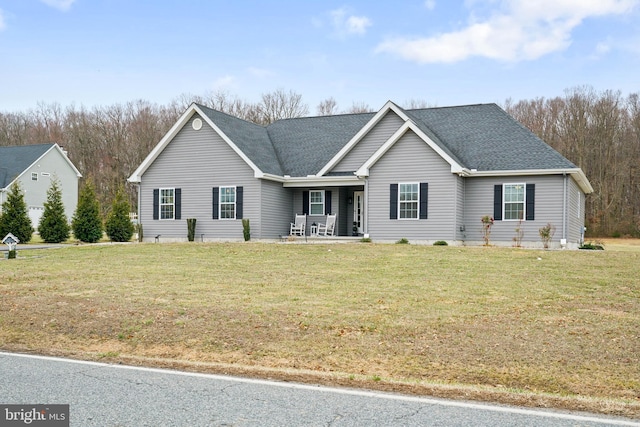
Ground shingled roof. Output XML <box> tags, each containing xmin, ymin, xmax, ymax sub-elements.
<box><xmin>0</xmin><ymin>143</ymin><xmax>54</xmax><ymax>188</ymax></box>
<box><xmin>196</xmin><ymin>102</ymin><xmax>576</xmax><ymax>177</ymax></box>
<box><xmin>404</xmin><ymin>104</ymin><xmax>577</xmax><ymax>171</ymax></box>
<box><xmin>132</xmin><ymin>102</ymin><xmax>580</xmax><ymax>184</ymax></box>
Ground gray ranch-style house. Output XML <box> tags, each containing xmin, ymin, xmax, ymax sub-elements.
<box><xmin>0</xmin><ymin>143</ymin><xmax>81</xmax><ymax>228</ymax></box>
<box><xmin>128</xmin><ymin>101</ymin><xmax>593</xmax><ymax>248</ymax></box>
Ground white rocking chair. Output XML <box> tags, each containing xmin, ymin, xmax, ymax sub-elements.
<box><xmin>290</xmin><ymin>214</ymin><xmax>306</xmax><ymax>236</ymax></box>
<box><xmin>317</xmin><ymin>214</ymin><xmax>336</xmax><ymax>237</ymax></box>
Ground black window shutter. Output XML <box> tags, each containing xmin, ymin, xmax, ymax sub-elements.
<box><xmin>175</xmin><ymin>188</ymin><xmax>182</xmax><ymax>220</ymax></box>
<box><xmin>236</xmin><ymin>186</ymin><xmax>243</xmax><ymax>219</ymax></box>
<box><xmin>526</xmin><ymin>184</ymin><xmax>535</xmax><ymax>221</ymax></box>
<box><xmin>493</xmin><ymin>185</ymin><xmax>503</xmax><ymax>221</ymax></box>
<box><xmin>302</xmin><ymin>191</ymin><xmax>309</xmax><ymax>215</ymax></box>
<box><xmin>212</xmin><ymin>187</ymin><xmax>219</xmax><ymax>219</ymax></box>
<box><xmin>325</xmin><ymin>190</ymin><xmax>332</xmax><ymax>214</ymax></box>
<box><xmin>390</xmin><ymin>184</ymin><xmax>398</xmax><ymax>220</ymax></box>
<box><xmin>153</xmin><ymin>189</ymin><xmax>159</xmax><ymax>220</ymax></box>
<box><xmin>419</xmin><ymin>182</ymin><xmax>428</xmax><ymax>219</ymax></box>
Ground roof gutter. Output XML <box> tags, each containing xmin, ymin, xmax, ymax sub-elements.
<box><xmin>281</xmin><ymin>175</ymin><xmax>364</xmax><ymax>188</ymax></box>
<box><xmin>465</xmin><ymin>168</ymin><xmax>594</xmax><ymax>194</ymax></box>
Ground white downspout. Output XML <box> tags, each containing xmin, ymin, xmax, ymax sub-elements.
<box><xmin>363</xmin><ymin>178</ymin><xmax>369</xmax><ymax>237</ymax></box>
<box><xmin>562</xmin><ymin>173</ymin><xmax>568</xmax><ymax>244</ymax></box>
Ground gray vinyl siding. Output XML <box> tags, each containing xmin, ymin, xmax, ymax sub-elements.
<box><xmin>367</xmin><ymin>130</ymin><xmax>458</xmax><ymax>241</ymax></box>
<box><xmin>463</xmin><ymin>175</ymin><xmax>568</xmax><ymax>246</ymax></box>
<box><xmin>331</xmin><ymin>112</ymin><xmax>405</xmax><ymax>173</ymax></box>
<box><xmin>455</xmin><ymin>176</ymin><xmax>465</xmax><ymax>240</ymax></box>
<box><xmin>567</xmin><ymin>177</ymin><xmax>585</xmax><ymax>244</ymax></box>
<box><xmin>139</xmin><ymin>114</ymin><xmax>260</xmax><ymax>241</ymax></box>
<box><xmin>19</xmin><ymin>148</ymin><xmax>78</xmax><ymax>224</ymax></box>
<box><xmin>259</xmin><ymin>179</ymin><xmax>292</xmax><ymax>238</ymax></box>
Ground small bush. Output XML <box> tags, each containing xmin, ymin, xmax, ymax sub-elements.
<box><xmin>433</xmin><ymin>240</ymin><xmax>448</xmax><ymax>246</ymax></box>
<box><xmin>579</xmin><ymin>242</ymin><xmax>605</xmax><ymax>250</ymax></box>
<box><xmin>187</xmin><ymin>218</ymin><xmax>197</xmax><ymax>242</ymax></box>
<box><xmin>8</xmin><ymin>250</ymin><xmax>17</xmax><ymax>259</ymax></box>
<box><xmin>396</xmin><ymin>237</ymin><xmax>409</xmax><ymax>244</ymax></box>
<box><xmin>105</xmin><ymin>187</ymin><xmax>135</xmax><ymax>242</ymax></box>
<box><xmin>242</xmin><ymin>218</ymin><xmax>250</xmax><ymax>241</ymax></box>
<box><xmin>360</xmin><ymin>237</ymin><xmax>372</xmax><ymax>243</ymax></box>
<box><xmin>539</xmin><ymin>222</ymin><xmax>556</xmax><ymax>249</ymax></box>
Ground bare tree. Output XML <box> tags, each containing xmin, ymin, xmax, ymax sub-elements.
<box><xmin>257</xmin><ymin>89</ymin><xmax>309</xmax><ymax>124</ymax></box>
<box><xmin>317</xmin><ymin>97</ymin><xmax>339</xmax><ymax>116</ymax></box>
<box><xmin>344</xmin><ymin>102</ymin><xmax>373</xmax><ymax>114</ymax></box>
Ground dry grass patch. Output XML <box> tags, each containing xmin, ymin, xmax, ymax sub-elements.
<box><xmin>1</xmin><ymin>241</ymin><xmax>639</xmax><ymax>417</ymax></box>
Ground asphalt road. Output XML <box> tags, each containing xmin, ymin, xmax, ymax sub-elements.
<box><xmin>0</xmin><ymin>352</ymin><xmax>638</xmax><ymax>427</ymax></box>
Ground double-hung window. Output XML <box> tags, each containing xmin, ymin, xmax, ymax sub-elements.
<box><xmin>399</xmin><ymin>183</ymin><xmax>419</xmax><ymax>219</ymax></box>
<box><xmin>160</xmin><ymin>188</ymin><xmax>175</xmax><ymax>220</ymax></box>
<box><xmin>503</xmin><ymin>183</ymin><xmax>525</xmax><ymax>220</ymax></box>
<box><xmin>219</xmin><ymin>186</ymin><xmax>236</xmax><ymax>219</ymax></box>
<box><xmin>309</xmin><ymin>190</ymin><xmax>324</xmax><ymax>215</ymax></box>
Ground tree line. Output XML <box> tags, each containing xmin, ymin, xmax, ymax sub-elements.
<box><xmin>504</xmin><ymin>86</ymin><xmax>640</xmax><ymax>237</ymax></box>
<box><xmin>1</xmin><ymin>87</ymin><xmax>638</xmax><ymax>237</ymax></box>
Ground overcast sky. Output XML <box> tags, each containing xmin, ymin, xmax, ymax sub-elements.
<box><xmin>1</xmin><ymin>0</ymin><xmax>638</xmax><ymax>113</ymax></box>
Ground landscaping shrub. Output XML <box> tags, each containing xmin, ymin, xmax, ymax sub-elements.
<box><xmin>105</xmin><ymin>187</ymin><xmax>135</xmax><ymax>242</ymax></box>
<box><xmin>38</xmin><ymin>178</ymin><xmax>70</xmax><ymax>243</ymax></box>
<box><xmin>0</xmin><ymin>182</ymin><xmax>33</xmax><ymax>243</ymax></box>
<box><xmin>433</xmin><ymin>240</ymin><xmax>448</xmax><ymax>246</ymax></box>
<box><xmin>242</xmin><ymin>218</ymin><xmax>250</xmax><ymax>241</ymax></box>
<box><xmin>72</xmin><ymin>180</ymin><xmax>103</xmax><ymax>243</ymax></box>
<box><xmin>579</xmin><ymin>242</ymin><xmax>605</xmax><ymax>250</ymax></box>
<box><xmin>187</xmin><ymin>218</ymin><xmax>197</xmax><ymax>242</ymax></box>
<box><xmin>396</xmin><ymin>237</ymin><xmax>409</xmax><ymax>244</ymax></box>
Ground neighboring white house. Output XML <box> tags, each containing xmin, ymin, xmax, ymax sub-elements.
<box><xmin>129</xmin><ymin>101</ymin><xmax>593</xmax><ymax>248</ymax></box>
<box><xmin>0</xmin><ymin>143</ymin><xmax>82</xmax><ymax>228</ymax></box>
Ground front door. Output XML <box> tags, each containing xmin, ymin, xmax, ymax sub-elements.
<box><xmin>353</xmin><ymin>191</ymin><xmax>364</xmax><ymax>235</ymax></box>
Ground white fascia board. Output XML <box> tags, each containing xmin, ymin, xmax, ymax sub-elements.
<box><xmin>468</xmin><ymin>168</ymin><xmax>594</xmax><ymax>194</ymax></box>
<box><xmin>258</xmin><ymin>173</ymin><xmax>287</xmax><ymax>183</ymax></box>
<box><xmin>282</xmin><ymin>175</ymin><xmax>363</xmax><ymax>188</ymax></box>
<box><xmin>317</xmin><ymin>101</ymin><xmax>411</xmax><ymax>176</ymax></box>
<box><xmin>128</xmin><ymin>104</ymin><xmax>263</xmax><ymax>183</ymax></box>
<box><xmin>355</xmin><ymin>121</ymin><xmax>464</xmax><ymax>176</ymax></box>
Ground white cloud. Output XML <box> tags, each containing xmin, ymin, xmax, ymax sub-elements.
<box><xmin>0</xmin><ymin>9</ymin><xmax>5</xmax><ymax>31</ymax></box>
<box><xmin>40</xmin><ymin>0</ymin><xmax>76</xmax><ymax>12</ymax></box>
<box><xmin>212</xmin><ymin>75</ymin><xmax>236</xmax><ymax>90</ymax></box>
<box><xmin>247</xmin><ymin>67</ymin><xmax>274</xmax><ymax>79</ymax></box>
<box><xmin>424</xmin><ymin>0</ymin><xmax>436</xmax><ymax>11</ymax></box>
<box><xmin>330</xmin><ymin>7</ymin><xmax>372</xmax><ymax>37</ymax></box>
<box><xmin>376</xmin><ymin>0</ymin><xmax>639</xmax><ymax>63</ymax></box>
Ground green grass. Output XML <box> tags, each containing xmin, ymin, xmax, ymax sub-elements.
<box><xmin>1</xmin><ymin>241</ymin><xmax>639</xmax><ymax>417</ymax></box>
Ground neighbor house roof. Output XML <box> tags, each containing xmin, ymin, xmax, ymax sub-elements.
<box><xmin>129</xmin><ymin>101</ymin><xmax>592</xmax><ymax>193</ymax></box>
<box><xmin>0</xmin><ymin>143</ymin><xmax>82</xmax><ymax>189</ymax></box>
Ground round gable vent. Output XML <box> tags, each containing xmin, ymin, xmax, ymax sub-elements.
<box><xmin>192</xmin><ymin>118</ymin><xmax>203</xmax><ymax>130</ymax></box>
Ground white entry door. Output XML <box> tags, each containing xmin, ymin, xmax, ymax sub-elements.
<box><xmin>353</xmin><ymin>191</ymin><xmax>364</xmax><ymax>235</ymax></box>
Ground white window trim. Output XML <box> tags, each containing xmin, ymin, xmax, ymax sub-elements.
<box><xmin>503</xmin><ymin>183</ymin><xmax>526</xmax><ymax>221</ymax></box>
<box><xmin>219</xmin><ymin>185</ymin><xmax>237</xmax><ymax>220</ymax></box>
<box><xmin>398</xmin><ymin>182</ymin><xmax>419</xmax><ymax>220</ymax></box>
<box><xmin>159</xmin><ymin>187</ymin><xmax>175</xmax><ymax>220</ymax></box>
<box><xmin>309</xmin><ymin>190</ymin><xmax>325</xmax><ymax>216</ymax></box>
